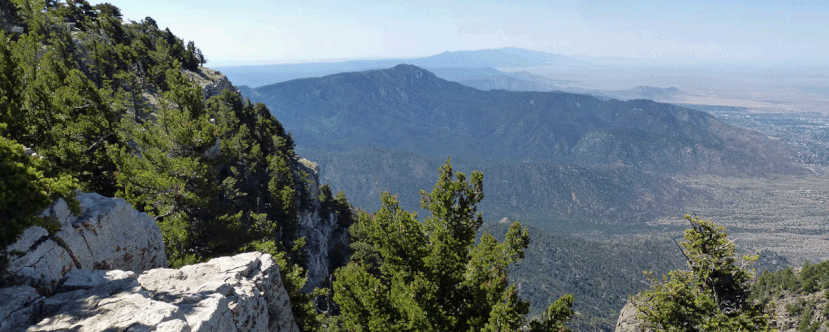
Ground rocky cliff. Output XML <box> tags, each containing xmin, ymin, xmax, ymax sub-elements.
<box><xmin>188</xmin><ymin>67</ymin><xmax>241</xmax><ymax>100</ymax></box>
<box><xmin>1</xmin><ymin>68</ymin><xmax>350</xmax><ymax>330</ymax></box>
<box><xmin>296</xmin><ymin>158</ymin><xmax>351</xmax><ymax>291</ymax></box>
<box><xmin>1</xmin><ymin>193</ymin><xmax>300</xmax><ymax>332</ymax></box>
<box><xmin>2</xmin><ymin>253</ymin><xmax>298</xmax><ymax>332</ymax></box>
<box><xmin>614</xmin><ymin>303</ymin><xmax>650</xmax><ymax>332</ymax></box>
<box><xmin>4</xmin><ymin>192</ymin><xmax>166</xmax><ymax>294</ymax></box>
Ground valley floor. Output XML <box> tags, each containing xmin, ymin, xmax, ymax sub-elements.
<box><xmin>644</xmin><ymin>171</ymin><xmax>829</xmax><ymax>265</ymax></box>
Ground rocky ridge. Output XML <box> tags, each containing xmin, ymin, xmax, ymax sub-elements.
<box><xmin>296</xmin><ymin>158</ymin><xmax>350</xmax><ymax>291</ymax></box>
<box><xmin>4</xmin><ymin>192</ymin><xmax>166</xmax><ymax>294</ymax></box>
<box><xmin>2</xmin><ymin>253</ymin><xmax>298</xmax><ymax>332</ymax></box>
<box><xmin>2</xmin><ymin>68</ymin><xmax>348</xmax><ymax>330</ymax></box>
<box><xmin>1</xmin><ymin>192</ymin><xmax>300</xmax><ymax>332</ymax></box>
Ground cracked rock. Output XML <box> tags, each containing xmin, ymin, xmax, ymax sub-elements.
<box><xmin>0</xmin><ymin>286</ymin><xmax>43</xmax><ymax>332</ymax></box>
<box><xmin>8</xmin><ymin>252</ymin><xmax>298</xmax><ymax>332</ymax></box>
<box><xmin>4</xmin><ymin>192</ymin><xmax>166</xmax><ymax>294</ymax></box>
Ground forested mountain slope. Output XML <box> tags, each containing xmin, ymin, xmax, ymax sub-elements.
<box><xmin>305</xmin><ymin>148</ymin><xmax>697</xmax><ymax>225</ymax></box>
<box><xmin>0</xmin><ymin>2</ymin><xmax>352</xmax><ymax>329</ymax></box>
<box><xmin>248</xmin><ymin>64</ymin><xmax>800</xmax><ymax>176</ymax></box>
<box><xmin>481</xmin><ymin>222</ymin><xmax>685</xmax><ymax>331</ymax></box>
<box><xmin>241</xmin><ymin>65</ymin><xmax>805</xmax><ymax>226</ymax></box>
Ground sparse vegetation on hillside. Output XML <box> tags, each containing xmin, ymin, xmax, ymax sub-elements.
<box><xmin>481</xmin><ymin>222</ymin><xmax>685</xmax><ymax>331</ymax></box>
<box><xmin>750</xmin><ymin>261</ymin><xmax>829</xmax><ymax>331</ymax></box>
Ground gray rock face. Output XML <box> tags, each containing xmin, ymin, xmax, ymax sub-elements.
<box><xmin>6</xmin><ymin>252</ymin><xmax>298</xmax><ymax>332</ymax></box>
<box><xmin>296</xmin><ymin>158</ymin><xmax>351</xmax><ymax>291</ymax></box>
<box><xmin>5</xmin><ymin>192</ymin><xmax>166</xmax><ymax>293</ymax></box>
<box><xmin>614</xmin><ymin>302</ymin><xmax>651</xmax><ymax>332</ymax></box>
<box><xmin>298</xmin><ymin>208</ymin><xmax>343</xmax><ymax>291</ymax></box>
<box><xmin>193</xmin><ymin>67</ymin><xmax>239</xmax><ymax>100</ymax></box>
<box><xmin>0</xmin><ymin>286</ymin><xmax>43</xmax><ymax>332</ymax></box>
<box><xmin>138</xmin><ymin>252</ymin><xmax>297</xmax><ymax>332</ymax></box>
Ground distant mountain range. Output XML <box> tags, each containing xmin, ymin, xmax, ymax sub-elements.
<box><xmin>427</xmin><ymin>67</ymin><xmax>564</xmax><ymax>92</ymax></box>
<box><xmin>240</xmin><ymin>65</ymin><xmax>804</xmax><ymax>226</ymax></box>
<box><xmin>245</xmin><ymin>64</ymin><xmax>796</xmax><ymax>175</ymax></box>
<box><xmin>218</xmin><ymin>47</ymin><xmax>590</xmax><ymax>88</ymax></box>
<box><xmin>223</xmin><ymin>47</ymin><xmax>686</xmax><ymax>103</ymax></box>
<box><xmin>413</xmin><ymin>47</ymin><xmax>589</xmax><ymax>68</ymax></box>
<box><xmin>415</xmin><ymin>69</ymin><xmax>685</xmax><ymax>102</ymax></box>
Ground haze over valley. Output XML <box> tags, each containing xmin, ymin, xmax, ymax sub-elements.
<box><xmin>229</xmin><ymin>50</ymin><xmax>829</xmax><ymax>328</ymax></box>
<box><xmin>5</xmin><ymin>1</ymin><xmax>829</xmax><ymax>331</ymax></box>
<box><xmin>231</xmin><ymin>50</ymin><xmax>829</xmax><ymax>263</ymax></box>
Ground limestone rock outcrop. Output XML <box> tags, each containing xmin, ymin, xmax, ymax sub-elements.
<box><xmin>296</xmin><ymin>158</ymin><xmax>351</xmax><ymax>291</ymax></box>
<box><xmin>4</xmin><ymin>192</ymin><xmax>166</xmax><ymax>293</ymax></box>
<box><xmin>188</xmin><ymin>67</ymin><xmax>239</xmax><ymax>100</ymax></box>
<box><xmin>614</xmin><ymin>302</ymin><xmax>651</xmax><ymax>332</ymax></box>
<box><xmin>0</xmin><ymin>285</ymin><xmax>43</xmax><ymax>332</ymax></box>
<box><xmin>3</xmin><ymin>252</ymin><xmax>298</xmax><ymax>332</ymax></box>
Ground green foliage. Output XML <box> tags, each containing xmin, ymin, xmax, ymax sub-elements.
<box><xmin>112</xmin><ymin>65</ymin><xmax>224</xmax><ymax>266</ymax></box>
<box><xmin>786</xmin><ymin>299</ymin><xmax>807</xmax><ymax>316</ymax></box>
<box><xmin>319</xmin><ymin>185</ymin><xmax>357</xmax><ymax>229</ymax></box>
<box><xmin>750</xmin><ymin>260</ymin><xmax>829</xmax><ymax>331</ymax></box>
<box><xmin>0</xmin><ymin>131</ymin><xmax>78</xmax><ymax>248</ymax></box>
<box><xmin>0</xmin><ymin>130</ymin><xmax>78</xmax><ymax>286</ymax></box>
<box><xmin>333</xmin><ymin>159</ymin><xmax>572</xmax><ymax>331</ymax></box>
<box><xmin>752</xmin><ymin>261</ymin><xmax>829</xmax><ymax>302</ymax></box>
<box><xmin>1</xmin><ymin>1</ymin><xmax>324</xmax><ymax>327</ymax></box>
<box><xmin>112</xmin><ymin>67</ymin><xmax>305</xmax><ymax>268</ymax></box>
<box><xmin>633</xmin><ymin>215</ymin><xmax>774</xmax><ymax>331</ymax></box>
<box><xmin>528</xmin><ymin>294</ymin><xmax>574</xmax><ymax>332</ymax></box>
<box><xmin>793</xmin><ymin>300</ymin><xmax>820</xmax><ymax>332</ymax></box>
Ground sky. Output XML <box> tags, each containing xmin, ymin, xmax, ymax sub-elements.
<box><xmin>97</xmin><ymin>0</ymin><xmax>829</xmax><ymax>67</ymax></box>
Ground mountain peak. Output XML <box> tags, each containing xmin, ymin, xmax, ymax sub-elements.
<box><xmin>246</xmin><ymin>65</ymin><xmax>801</xmax><ymax>176</ymax></box>
<box><xmin>389</xmin><ymin>63</ymin><xmax>429</xmax><ymax>73</ymax></box>
<box><xmin>384</xmin><ymin>64</ymin><xmax>441</xmax><ymax>81</ymax></box>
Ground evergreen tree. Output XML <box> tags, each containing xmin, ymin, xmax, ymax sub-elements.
<box><xmin>632</xmin><ymin>215</ymin><xmax>774</xmax><ymax>331</ymax></box>
<box><xmin>92</xmin><ymin>3</ymin><xmax>121</xmax><ymax>20</ymax></box>
<box><xmin>0</xmin><ymin>129</ymin><xmax>78</xmax><ymax>286</ymax></box>
<box><xmin>0</xmin><ymin>1</ymin><xmax>337</xmax><ymax>326</ymax></box>
<box><xmin>0</xmin><ymin>128</ymin><xmax>78</xmax><ymax>249</ymax></box>
<box><xmin>333</xmin><ymin>159</ymin><xmax>572</xmax><ymax>332</ymax></box>
<box><xmin>0</xmin><ymin>31</ymin><xmax>22</xmax><ymax>139</ymax></box>
<box><xmin>112</xmin><ymin>64</ymin><xmax>228</xmax><ymax>266</ymax></box>
<box><xmin>0</xmin><ymin>26</ymin><xmax>121</xmax><ymax>196</ymax></box>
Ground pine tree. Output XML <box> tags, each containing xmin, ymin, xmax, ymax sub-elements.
<box><xmin>112</xmin><ymin>64</ymin><xmax>228</xmax><ymax>266</ymax></box>
<box><xmin>632</xmin><ymin>215</ymin><xmax>774</xmax><ymax>331</ymax></box>
<box><xmin>0</xmin><ymin>23</ymin><xmax>121</xmax><ymax>196</ymax></box>
<box><xmin>0</xmin><ymin>128</ymin><xmax>78</xmax><ymax>249</ymax></box>
<box><xmin>0</xmin><ymin>129</ymin><xmax>78</xmax><ymax>286</ymax></box>
<box><xmin>333</xmin><ymin>159</ymin><xmax>572</xmax><ymax>331</ymax></box>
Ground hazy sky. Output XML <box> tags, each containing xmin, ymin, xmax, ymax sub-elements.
<box><xmin>98</xmin><ymin>0</ymin><xmax>829</xmax><ymax>67</ymax></box>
